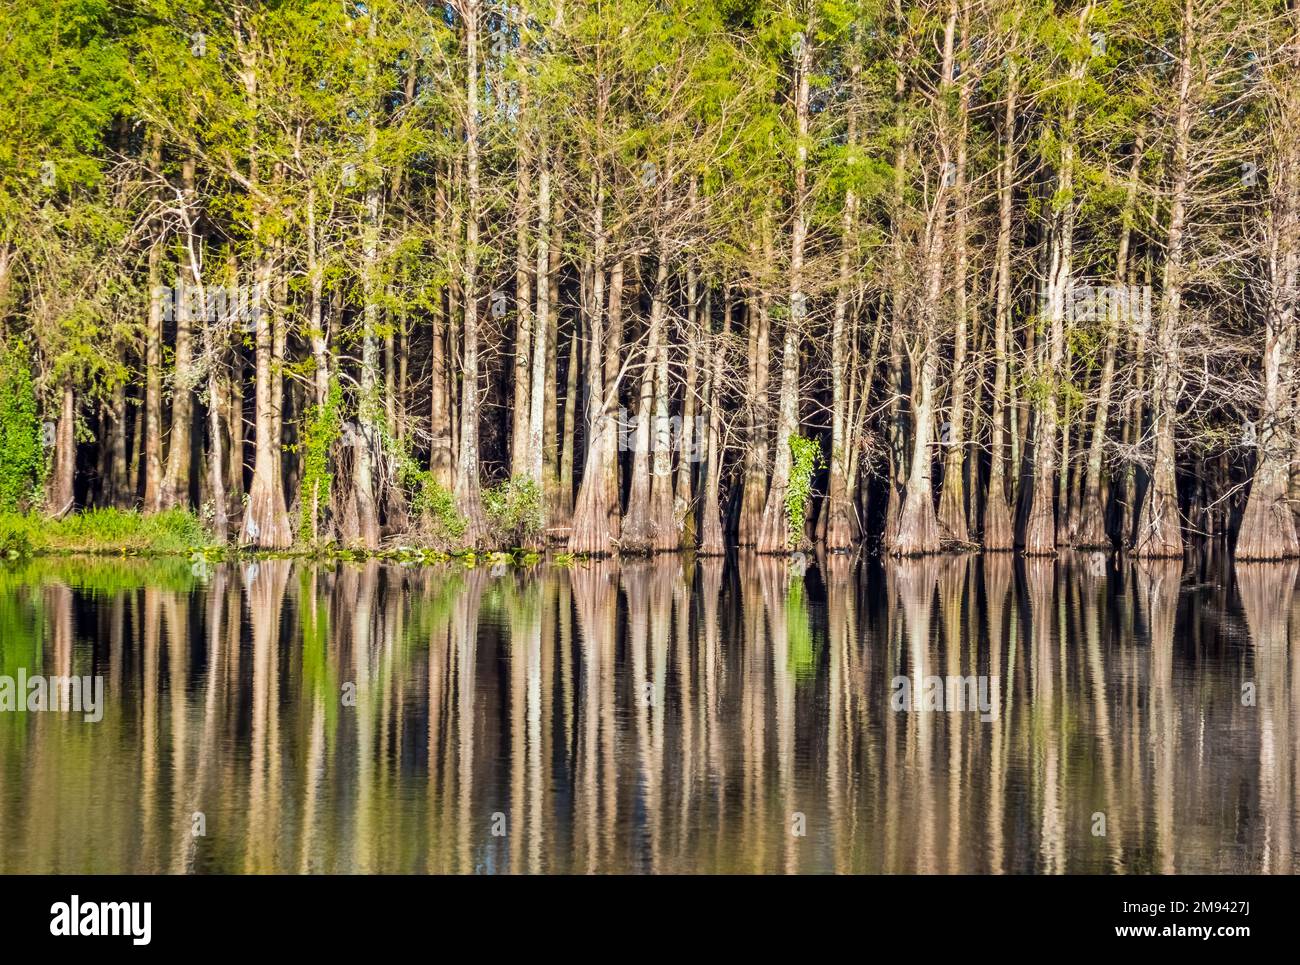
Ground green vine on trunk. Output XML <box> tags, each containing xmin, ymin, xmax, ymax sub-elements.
<box><xmin>298</xmin><ymin>379</ymin><xmax>343</xmax><ymax>540</ymax></box>
<box><xmin>784</xmin><ymin>433</ymin><xmax>823</xmax><ymax>548</ymax></box>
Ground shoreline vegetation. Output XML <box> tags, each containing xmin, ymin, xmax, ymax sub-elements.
<box><xmin>4</xmin><ymin>3</ymin><xmax>1300</xmax><ymax>563</ymax></box>
<box><xmin>0</xmin><ymin>508</ymin><xmax>556</xmax><ymax>565</ymax></box>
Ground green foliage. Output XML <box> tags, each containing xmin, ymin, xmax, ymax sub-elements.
<box><xmin>414</xmin><ymin>478</ymin><xmax>467</xmax><ymax>545</ymax></box>
<box><xmin>482</xmin><ymin>476</ymin><xmax>544</xmax><ymax>548</ymax></box>
<box><xmin>0</xmin><ymin>519</ymin><xmax>33</xmax><ymax>559</ymax></box>
<box><xmin>378</xmin><ymin>423</ymin><xmax>466</xmax><ymax>546</ymax></box>
<box><xmin>784</xmin><ymin>433</ymin><xmax>824</xmax><ymax>547</ymax></box>
<box><xmin>298</xmin><ymin>379</ymin><xmax>343</xmax><ymax>541</ymax></box>
<box><xmin>0</xmin><ymin>341</ymin><xmax>44</xmax><ymax>513</ymax></box>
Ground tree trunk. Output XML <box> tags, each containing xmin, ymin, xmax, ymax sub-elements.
<box><xmin>162</xmin><ymin>155</ymin><xmax>198</xmax><ymax>509</ymax></box>
<box><xmin>983</xmin><ymin>57</ymin><xmax>1017</xmax><ymax>550</ymax></box>
<box><xmin>1135</xmin><ymin>3</ymin><xmax>1193</xmax><ymax>560</ymax></box>
<box><xmin>1237</xmin><ymin>45</ymin><xmax>1300</xmax><ymax>559</ymax></box>
<box><xmin>698</xmin><ymin>292</ymin><xmax>731</xmax><ymax>555</ymax></box>
<box><xmin>757</xmin><ymin>21</ymin><xmax>813</xmax><ymax>554</ymax></box>
<box><xmin>45</xmin><ymin>383</ymin><xmax>75</xmax><ymax>517</ymax></box>
<box><xmin>1077</xmin><ymin>135</ymin><xmax>1144</xmax><ymax>548</ymax></box>
<box><xmin>143</xmin><ymin>128</ymin><xmax>165</xmax><ymax>514</ymax></box>
<box><xmin>454</xmin><ymin>1</ymin><xmax>489</xmax><ymax>545</ymax></box>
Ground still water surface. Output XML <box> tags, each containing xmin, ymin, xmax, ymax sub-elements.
<box><xmin>0</xmin><ymin>551</ymin><xmax>1295</xmax><ymax>873</ymax></box>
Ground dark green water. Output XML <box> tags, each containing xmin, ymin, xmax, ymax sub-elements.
<box><xmin>0</xmin><ymin>551</ymin><xmax>1294</xmax><ymax>873</ymax></box>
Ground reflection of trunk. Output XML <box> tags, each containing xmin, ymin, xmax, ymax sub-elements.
<box><xmin>1237</xmin><ymin>562</ymin><xmax>1298</xmax><ymax>872</ymax></box>
<box><xmin>1132</xmin><ymin>558</ymin><xmax>1181</xmax><ymax>871</ymax></box>
<box><xmin>1075</xmin><ymin>552</ymin><xmax>1124</xmax><ymax>869</ymax></box>
<box><xmin>243</xmin><ymin>558</ymin><xmax>291</xmax><ymax>872</ymax></box>
<box><xmin>570</xmin><ymin>560</ymin><xmax>618</xmax><ymax>870</ymax></box>
<box><xmin>888</xmin><ymin>557</ymin><xmax>940</xmax><ymax>870</ymax></box>
<box><xmin>1022</xmin><ymin>557</ymin><xmax>1062</xmax><ymax>871</ymax></box>
<box><xmin>982</xmin><ymin>553</ymin><xmax>1012</xmax><ymax>870</ymax></box>
<box><xmin>755</xmin><ymin>557</ymin><xmax>799</xmax><ymax>871</ymax></box>
<box><xmin>822</xmin><ymin>553</ymin><xmax>858</xmax><ymax>870</ymax></box>
<box><xmin>937</xmin><ymin>555</ymin><xmax>966</xmax><ymax>870</ymax></box>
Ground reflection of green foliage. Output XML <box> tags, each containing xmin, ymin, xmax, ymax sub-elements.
<box><xmin>784</xmin><ymin>434</ymin><xmax>824</xmax><ymax>547</ymax></box>
<box><xmin>0</xmin><ymin>340</ymin><xmax>44</xmax><ymax>513</ymax></box>
<box><xmin>299</xmin><ymin>567</ymin><xmax>338</xmax><ymax>739</ymax></box>
<box><xmin>0</xmin><ymin>555</ymin><xmax>197</xmax><ymax>594</ymax></box>
<box><xmin>786</xmin><ymin>578</ymin><xmax>816</xmax><ymax>680</ymax></box>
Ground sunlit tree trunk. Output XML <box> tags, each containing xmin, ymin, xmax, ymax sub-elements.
<box><xmin>454</xmin><ymin>0</ymin><xmax>489</xmax><ymax>544</ymax></box>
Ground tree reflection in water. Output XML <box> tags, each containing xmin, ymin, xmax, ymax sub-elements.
<box><xmin>0</xmin><ymin>553</ymin><xmax>1292</xmax><ymax>873</ymax></box>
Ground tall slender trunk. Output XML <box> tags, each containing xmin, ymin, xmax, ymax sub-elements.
<box><xmin>512</xmin><ymin>83</ymin><xmax>534</xmax><ymax>479</ymax></box>
<box><xmin>698</xmin><ymin>291</ymin><xmax>731</xmax><ymax>555</ymax></box>
<box><xmin>937</xmin><ymin>4</ymin><xmax>973</xmax><ymax>546</ymax></box>
<box><xmin>737</xmin><ymin>277</ymin><xmax>770</xmax><ymax>545</ymax></box>
<box><xmin>757</xmin><ymin>19</ymin><xmax>814</xmax><ymax>553</ymax></box>
<box><xmin>1238</xmin><ymin>19</ymin><xmax>1300</xmax><ymax>559</ymax></box>
<box><xmin>891</xmin><ymin>4</ymin><xmax>958</xmax><ymax>558</ymax></box>
<box><xmin>236</xmin><ymin>22</ymin><xmax>290</xmax><ymax>548</ymax></box>
<box><xmin>528</xmin><ymin>138</ymin><xmax>550</xmax><ymax>488</ymax></box>
<box><xmin>826</xmin><ymin>47</ymin><xmax>860</xmax><ymax>552</ymax></box>
<box><xmin>143</xmin><ymin>129</ymin><xmax>165</xmax><ymax>513</ymax></box>
<box><xmin>1135</xmin><ymin>1</ymin><xmax>1194</xmax><ymax>559</ymax></box>
<box><xmin>673</xmin><ymin>269</ymin><xmax>700</xmax><ymax>546</ymax></box>
<box><xmin>162</xmin><ymin>155</ymin><xmax>198</xmax><ymax>509</ymax></box>
<box><xmin>982</xmin><ymin>59</ymin><xmax>1017</xmax><ymax>550</ymax></box>
<box><xmin>455</xmin><ymin>0</ymin><xmax>489</xmax><ymax>544</ymax></box>
<box><xmin>1077</xmin><ymin>134</ymin><xmax>1144</xmax><ymax>547</ymax></box>
<box><xmin>623</xmin><ymin>250</ymin><xmax>670</xmax><ymax>552</ymax></box>
<box><xmin>45</xmin><ymin>383</ymin><xmax>75</xmax><ymax>517</ymax></box>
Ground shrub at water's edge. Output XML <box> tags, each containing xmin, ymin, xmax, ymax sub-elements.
<box><xmin>0</xmin><ymin>508</ymin><xmax>216</xmax><ymax>557</ymax></box>
<box><xmin>0</xmin><ymin>491</ymin><xmax>553</xmax><ymax>560</ymax></box>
